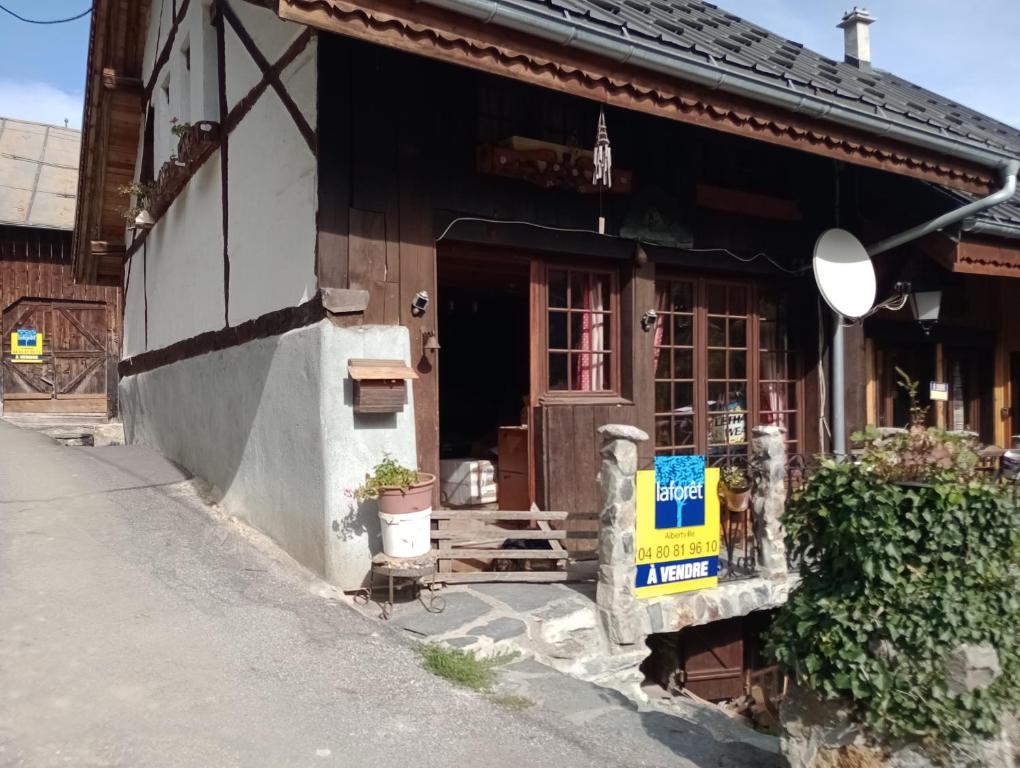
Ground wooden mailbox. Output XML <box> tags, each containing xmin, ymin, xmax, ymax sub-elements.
<box><xmin>348</xmin><ymin>359</ymin><xmax>418</xmax><ymax>414</ymax></box>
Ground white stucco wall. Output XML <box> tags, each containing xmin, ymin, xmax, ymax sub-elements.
<box><xmin>129</xmin><ymin>0</ymin><xmax>318</xmax><ymax>355</ymax></box>
<box><xmin>123</xmin><ymin>246</ymin><xmax>146</xmax><ymax>358</ymax></box>
<box><xmin>119</xmin><ymin>323</ymin><xmax>418</xmax><ymax>589</ymax></box>
<box><xmin>226</xmin><ymin>41</ymin><xmax>317</xmax><ymax>326</ymax></box>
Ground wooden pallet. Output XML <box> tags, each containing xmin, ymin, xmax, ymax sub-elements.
<box><xmin>431</xmin><ymin>508</ymin><xmax>598</xmax><ymax>584</ymax></box>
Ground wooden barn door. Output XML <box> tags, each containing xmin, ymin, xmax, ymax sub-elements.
<box><xmin>2</xmin><ymin>300</ymin><xmax>108</xmax><ymax>414</ymax></box>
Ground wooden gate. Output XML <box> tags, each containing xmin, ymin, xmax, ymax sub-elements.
<box><xmin>2</xmin><ymin>300</ymin><xmax>109</xmax><ymax>414</ymax></box>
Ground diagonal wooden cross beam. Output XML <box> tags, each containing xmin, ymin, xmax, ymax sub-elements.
<box><xmin>55</xmin><ymin>307</ymin><xmax>105</xmax><ymax>352</ymax></box>
<box><xmin>220</xmin><ymin>1</ymin><xmax>317</xmax><ymax>154</ymax></box>
<box><xmin>57</xmin><ymin>356</ymin><xmax>106</xmax><ymax>396</ymax></box>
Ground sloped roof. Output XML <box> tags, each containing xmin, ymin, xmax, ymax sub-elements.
<box><xmin>484</xmin><ymin>0</ymin><xmax>1020</xmax><ymax>157</ymax></box>
<box><xmin>411</xmin><ymin>0</ymin><xmax>1020</xmax><ymax>237</ymax></box>
<box><xmin>0</xmin><ymin>117</ymin><xmax>81</xmax><ymax>231</ymax></box>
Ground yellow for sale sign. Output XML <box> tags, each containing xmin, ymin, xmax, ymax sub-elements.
<box><xmin>634</xmin><ymin>456</ymin><xmax>721</xmax><ymax>598</ymax></box>
<box><xmin>10</xmin><ymin>329</ymin><xmax>43</xmax><ymax>363</ymax></box>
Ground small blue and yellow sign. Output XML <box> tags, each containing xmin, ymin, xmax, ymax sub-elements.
<box><xmin>10</xmin><ymin>329</ymin><xmax>44</xmax><ymax>363</ymax></box>
<box><xmin>634</xmin><ymin>456</ymin><xmax>720</xmax><ymax>598</ymax></box>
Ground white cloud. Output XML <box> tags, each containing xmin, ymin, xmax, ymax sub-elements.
<box><xmin>0</xmin><ymin>80</ymin><xmax>83</xmax><ymax>129</ymax></box>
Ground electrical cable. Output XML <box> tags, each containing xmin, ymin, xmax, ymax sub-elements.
<box><xmin>435</xmin><ymin>216</ymin><xmax>806</xmax><ymax>275</ymax></box>
<box><xmin>0</xmin><ymin>3</ymin><xmax>91</xmax><ymax>23</ymax></box>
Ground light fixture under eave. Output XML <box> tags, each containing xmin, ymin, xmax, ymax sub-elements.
<box><xmin>910</xmin><ymin>289</ymin><xmax>942</xmax><ymax>335</ymax></box>
<box><xmin>134</xmin><ymin>210</ymin><xmax>155</xmax><ymax>230</ymax></box>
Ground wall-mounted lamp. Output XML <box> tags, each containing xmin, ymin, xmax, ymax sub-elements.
<box><xmin>634</xmin><ymin>242</ymin><xmax>649</xmax><ymax>267</ymax></box>
<box><xmin>641</xmin><ymin>309</ymin><xmax>658</xmax><ymax>332</ymax></box>
<box><xmin>411</xmin><ymin>290</ymin><xmax>430</xmax><ymax>317</ymax></box>
<box><xmin>133</xmin><ymin>210</ymin><xmax>155</xmax><ymax>230</ymax></box>
<box><xmin>422</xmin><ymin>330</ymin><xmax>440</xmax><ymax>354</ymax></box>
<box><xmin>910</xmin><ymin>289</ymin><xmax>942</xmax><ymax>335</ymax></box>
<box><xmin>893</xmin><ymin>281</ymin><xmax>942</xmax><ymax>335</ymax></box>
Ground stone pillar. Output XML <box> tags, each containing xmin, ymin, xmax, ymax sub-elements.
<box><xmin>750</xmin><ymin>425</ymin><xmax>788</xmax><ymax>579</ymax></box>
<box><xmin>595</xmin><ymin>424</ymin><xmax>649</xmax><ymax>646</ymax></box>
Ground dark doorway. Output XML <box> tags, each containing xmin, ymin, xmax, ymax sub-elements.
<box><xmin>437</xmin><ymin>250</ymin><xmax>531</xmax><ymax>507</ymax></box>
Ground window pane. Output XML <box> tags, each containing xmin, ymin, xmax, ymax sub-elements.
<box><xmin>549</xmin><ymin>271</ymin><xmax>567</xmax><ymax>308</ymax></box>
<box><xmin>728</xmin><ymin>386</ymin><xmax>748</xmax><ymax>410</ymax></box>
<box><xmin>571</xmin><ymin>312</ymin><xmax>610</xmax><ymax>351</ymax></box>
<box><xmin>729</xmin><ymin>286</ymin><xmax>747</xmax><ymax>315</ymax></box>
<box><xmin>707</xmin><ymin>283</ymin><xmax>726</xmax><ymax>314</ymax></box>
<box><xmin>759</xmin><ymin>293</ymin><xmax>778</xmax><ymax>321</ymax></box>
<box><xmin>573</xmin><ymin>353</ymin><xmax>609</xmax><ymax>391</ymax></box>
<box><xmin>708</xmin><ymin>350</ymin><xmax>725</xmax><ymax>378</ymax></box>
<box><xmin>671</xmin><ymin>282</ymin><xmax>693</xmax><ymax>313</ymax></box>
<box><xmin>673</xmin><ymin>349</ymin><xmax>693</xmax><ymax>379</ymax></box>
<box><xmin>759</xmin><ymin>319</ymin><xmax>778</xmax><ymax>351</ymax></box>
<box><xmin>549</xmin><ymin>353</ymin><xmax>568</xmax><ymax>390</ymax></box>
<box><xmin>673</xmin><ymin>382</ymin><xmax>694</xmax><ymax>413</ymax></box>
<box><xmin>708</xmin><ymin>316</ymin><xmax>726</xmax><ymax>347</ymax></box>
<box><xmin>570</xmin><ymin>272</ymin><xmax>607</xmax><ymax>310</ymax></box>
<box><xmin>655</xmin><ymin>347</ymin><xmax>670</xmax><ymax>379</ymax></box>
<box><xmin>760</xmin><ymin>352</ymin><xmax>790</xmax><ymax>379</ymax></box>
<box><xmin>549</xmin><ymin>311</ymin><xmax>567</xmax><ymax>350</ymax></box>
<box><xmin>655</xmin><ymin>416</ymin><xmax>672</xmax><ymax>446</ymax></box>
<box><xmin>730</xmin><ymin>350</ymin><xmax>746</xmax><ymax>379</ymax></box>
<box><xmin>657</xmin><ymin>312</ymin><xmax>671</xmax><ymax>345</ymax></box>
<box><xmin>674</xmin><ymin>415</ymin><xmax>695</xmax><ymax>447</ymax></box>
<box><xmin>708</xmin><ymin>383</ymin><xmax>727</xmax><ymax>409</ymax></box>
<box><xmin>656</xmin><ymin>382</ymin><xmax>671</xmax><ymax>413</ymax></box>
<box><xmin>729</xmin><ymin>318</ymin><xmax>746</xmax><ymax>348</ymax></box>
<box><xmin>673</xmin><ymin>315</ymin><xmax>693</xmax><ymax>346</ymax></box>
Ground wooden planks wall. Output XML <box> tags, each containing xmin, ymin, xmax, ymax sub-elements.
<box><xmin>1</xmin><ymin>227</ymin><xmax>122</xmax><ymax>415</ymax></box>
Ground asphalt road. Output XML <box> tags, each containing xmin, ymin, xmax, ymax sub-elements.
<box><xmin>0</xmin><ymin>419</ymin><xmax>729</xmax><ymax>768</ymax></box>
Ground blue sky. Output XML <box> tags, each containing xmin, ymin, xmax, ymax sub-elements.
<box><xmin>0</xmin><ymin>0</ymin><xmax>1018</xmax><ymax>130</ymax></box>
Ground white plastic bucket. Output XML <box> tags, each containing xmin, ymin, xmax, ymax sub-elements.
<box><xmin>379</xmin><ymin>507</ymin><xmax>432</xmax><ymax>558</ymax></box>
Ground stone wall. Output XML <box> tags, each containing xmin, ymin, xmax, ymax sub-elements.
<box><xmin>781</xmin><ymin>683</ymin><xmax>1018</xmax><ymax>768</ymax></box>
<box><xmin>595</xmin><ymin>424</ymin><xmax>795</xmax><ymax>646</ymax></box>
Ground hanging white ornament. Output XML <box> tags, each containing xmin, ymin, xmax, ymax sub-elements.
<box><xmin>592</xmin><ymin>108</ymin><xmax>612</xmax><ymax>189</ymax></box>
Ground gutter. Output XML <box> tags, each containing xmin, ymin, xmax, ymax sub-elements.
<box><xmin>417</xmin><ymin>0</ymin><xmax>1017</xmax><ymax>174</ymax></box>
<box><xmin>962</xmin><ymin>215</ymin><xmax>1020</xmax><ymax>241</ymax></box>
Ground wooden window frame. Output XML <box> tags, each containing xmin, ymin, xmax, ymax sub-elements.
<box><xmin>534</xmin><ymin>259</ymin><xmax>624</xmax><ymax>404</ymax></box>
<box><xmin>653</xmin><ymin>272</ymin><xmax>805</xmax><ymax>458</ymax></box>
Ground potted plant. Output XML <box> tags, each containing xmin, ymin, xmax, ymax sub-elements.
<box><xmin>354</xmin><ymin>455</ymin><xmax>435</xmax><ymax>559</ymax></box>
<box><xmin>720</xmin><ymin>465</ymin><xmax>751</xmax><ymax>512</ymax></box>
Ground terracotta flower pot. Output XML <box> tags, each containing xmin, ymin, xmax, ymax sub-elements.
<box><xmin>376</xmin><ymin>474</ymin><xmax>435</xmax><ymax>559</ymax></box>
<box><xmin>723</xmin><ymin>486</ymin><xmax>751</xmax><ymax>512</ymax></box>
<box><xmin>375</xmin><ymin>473</ymin><xmax>435</xmax><ymax>515</ymax></box>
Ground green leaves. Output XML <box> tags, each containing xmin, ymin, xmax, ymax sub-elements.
<box><xmin>766</xmin><ymin>463</ymin><xmax>1020</xmax><ymax>747</ymax></box>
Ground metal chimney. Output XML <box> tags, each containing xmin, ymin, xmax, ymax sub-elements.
<box><xmin>837</xmin><ymin>7</ymin><xmax>875</xmax><ymax>70</ymax></box>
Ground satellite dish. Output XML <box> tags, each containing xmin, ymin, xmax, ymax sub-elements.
<box><xmin>812</xmin><ymin>228</ymin><xmax>876</xmax><ymax>319</ymax></box>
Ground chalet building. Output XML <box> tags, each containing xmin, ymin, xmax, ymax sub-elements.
<box><xmin>74</xmin><ymin>0</ymin><xmax>1020</xmax><ymax>600</ymax></box>
<box><xmin>0</xmin><ymin>118</ymin><xmax>120</xmax><ymax>417</ymax></box>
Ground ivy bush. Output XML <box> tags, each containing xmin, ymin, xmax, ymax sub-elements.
<box><xmin>768</xmin><ymin>457</ymin><xmax>1020</xmax><ymax>746</ymax></box>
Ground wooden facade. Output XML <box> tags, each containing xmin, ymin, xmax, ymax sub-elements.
<box><xmin>314</xmin><ymin>36</ymin><xmax>837</xmax><ymax>517</ymax></box>
<box><xmin>0</xmin><ymin>225</ymin><xmax>121</xmax><ymax>415</ymax></box>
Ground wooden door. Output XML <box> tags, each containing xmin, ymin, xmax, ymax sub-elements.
<box><xmin>2</xmin><ymin>300</ymin><xmax>108</xmax><ymax>414</ymax></box>
<box><xmin>680</xmin><ymin>617</ymin><xmax>745</xmax><ymax>701</ymax></box>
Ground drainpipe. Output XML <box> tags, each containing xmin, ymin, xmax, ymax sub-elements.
<box><xmin>418</xmin><ymin>0</ymin><xmax>1018</xmax><ymax>171</ymax></box>
<box><xmin>867</xmin><ymin>159</ymin><xmax>1020</xmax><ymax>257</ymax></box>
<box><xmin>832</xmin><ymin>164</ymin><xmax>845</xmax><ymax>456</ymax></box>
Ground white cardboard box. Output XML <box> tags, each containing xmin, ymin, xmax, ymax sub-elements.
<box><xmin>439</xmin><ymin>458</ymin><xmax>497</xmax><ymax>507</ymax></box>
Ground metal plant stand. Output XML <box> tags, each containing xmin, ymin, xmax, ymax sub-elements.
<box><xmin>721</xmin><ymin>504</ymin><xmax>759</xmax><ymax>580</ymax></box>
<box><xmin>356</xmin><ymin>553</ymin><xmax>445</xmax><ymax>620</ymax></box>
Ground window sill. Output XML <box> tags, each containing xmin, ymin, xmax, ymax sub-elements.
<box><xmin>538</xmin><ymin>393</ymin><xmax>635</xmax><ymax>407</ymax></box>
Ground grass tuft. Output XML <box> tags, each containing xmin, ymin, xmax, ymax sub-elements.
<box><xmin>415</xmin><ymin>644</ymin><xmax>518</xmax><ymax>692</ymax></box>
<box><xmin>490</xmin><ymin>694</ymin><xmax>534</xmax><ymax>711</ymax></box>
